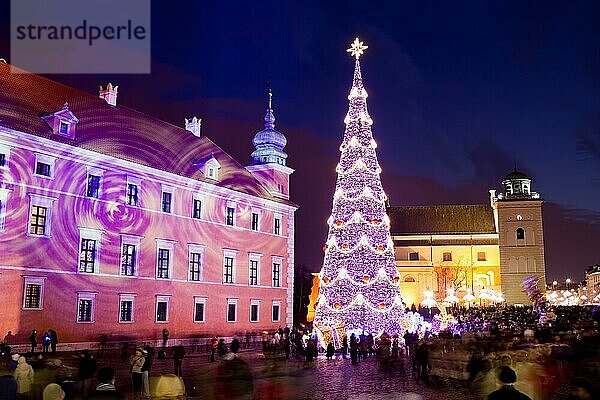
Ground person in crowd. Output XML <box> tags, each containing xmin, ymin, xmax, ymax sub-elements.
<box><xmin>130</xmin><ymin>348</ymin><xmax>145</xmax><ymax>399</ymax></box>
<box><xmin>161</xmin><ymin>329</ymin><xmax>169</xmax><ymax>348</ymax></box>
<box><xmin>141</xmin><ymin>346</ymin><xmax>153</xmax><ymax>398</ymax></box>
<box><xmin>28</xmin><ymin>330</ymin><xmax>37</xmax><ymax>355</ymax></box>
<box><xmin>566</xmin><ymin>377</ymin><xmax>596</xmax><ymax>400</ymax></box>
<box><xmin>218</xmin><ymin>339</ymin><xmax>227</xmax><ymax>359</ymax></box>
<box><xmin>86</xmin><ymin>367</ymin><xmax>125</xmax><ymax>399</ymax></box>
<box><xmin>305</xmin><ymin>337</ymin><xmax>316</xmax><ymax>364</ymax></box>
<box><xmin>488</xmin><ymin>366</ymin><xmax>532</xmax><ymax>400</ymax></box>
<box><xmin>78</xmin><ymin>350</ymin><xmax>98</xmax><ymax>398</ymax></box>
<box><xmin>341</xmin><ymin>335</ymin><xmax>348</xmax><ymax>359</ymax></box>
<box><xmin>48</xmin><ymin>330</ymin><xmax>58</xmax><ymax>354</ymax></box>
<box><xmin>14</xmin><ymin>356</ymin><xmax>34</xmax><ymax>400</ymax></box>
<box><xmin>42</xmin><ymin>331</ymin><xmax>51</xmax><ymax>354</ymax></box>
<box><xmin>214</xmin><ymin>339</ymin><xmax>253</xmax><ymax>400</ymax></box>
<box><xmin>172</xmin><ymin>343</ymin><xmax>185</xmax><ymax>377</ymax></box>
<box><xmin>472</xmin><ymin>359</ymin><xmax>496</xmax><ymax>400</ymax></box>
<box><xmin>0</xmin><ymin>363</ymin><xmax>17</xmax><ymax>400</ymax></box>
<box><xmin>42</xmin><ymin>383</ymin><xmax>64</xmax><ymax>400</ymax></box>
<box><xmin>8</xmin><ymin>354</ymin><xmax>19</xmax><ymax>372</ymax></box>
<box><xmin>325</xmin><ymin>341</ymin><xmax>335</xmax><ymax>360</ymax></box>
<box><xmin>350</xmin><ymin>333</ymin><xmax>358</xmax><ymax>365</ymax></box>
<box><xmin>210</xmin><ymin>336</ymin><xmax>218</xmax><ymax>362</ymax></box>
<box><xmin>414</xmin><ymin>341</ymin><xmax>430</xmax><ymax>384</ymax></box>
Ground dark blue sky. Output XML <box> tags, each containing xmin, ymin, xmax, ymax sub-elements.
<box><xmin>1</xmin><ymin>1</ymin><xmax>599</xmax><ymax>280</ymax></box>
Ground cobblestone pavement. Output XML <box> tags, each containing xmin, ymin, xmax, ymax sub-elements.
<box><xmin>66</xmin><ymin>348</ymin><xmax>473</xmax><ymax>400</ymax></box>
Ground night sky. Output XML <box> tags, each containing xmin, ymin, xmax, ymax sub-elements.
<box><xmin>1</xmin><ymin>1</ymin><xmax>599</xmax><ymax>282</ymax></box>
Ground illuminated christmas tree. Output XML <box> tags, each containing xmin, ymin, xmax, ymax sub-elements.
<box><xmin>313</xmin><ymin>39</ymin><xmax>405</xmax><ymax>337</ymax></box>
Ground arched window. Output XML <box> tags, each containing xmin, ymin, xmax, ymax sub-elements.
<box><xmin>404</xmin><ymin>276</ymin><xmax>416</xmax><ymax>282</ymax></box>
<box><xmin>516</xmin><ymin>228</ymin><xmax>525</xmax><ymax>240</ymax></box>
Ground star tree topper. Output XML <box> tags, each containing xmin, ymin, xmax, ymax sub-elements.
<box><xmin>347</xmin><ymin>37</ymin><xmax>368</xmax><ymax>59</ymax></box>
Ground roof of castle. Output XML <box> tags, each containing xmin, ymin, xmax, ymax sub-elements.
<box><xmin>0</xmin><ymin>62</ymin><xmax>295</xmax><ymax>207</ymax></box>
<box><xmin>388</xmin><ymin>204</ymin><xmax>497</xmax><ymax>235</ymax></box>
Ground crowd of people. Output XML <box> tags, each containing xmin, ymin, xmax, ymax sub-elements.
<box><xmin>0</xmin><ymin>305</ymin><xmax>597</xmax><ymax>399</ymax></box>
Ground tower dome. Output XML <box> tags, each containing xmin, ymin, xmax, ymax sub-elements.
<box><xmin>251</xmin><ymin>89</ymin><xmax>288</xmax><ymax>166</ymax></box>
<box><xmin>501</xmin><ymin>168</ymin><xmax>533</xmax><ymax>199</ymax></box>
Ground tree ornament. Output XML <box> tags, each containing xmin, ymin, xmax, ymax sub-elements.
<box><xmin>323</xmin><ymin>245</ymin><xmax>328</xmax><ymax>252</ymax></box>
<box><xmin>335</xmin><ymin>220</ymin><xmax>343</xmax><ymax>226</ymax></box>
<box><xmin>334</xmin><ymin>302</ymin><xmax>342</xmax><ymax>310</ymax></box>
<box><xmin>362</xmin><ymin>275</ymin><xmax>370</xmax><ymax>283</ymax></box>
<box><xmin>342</xmin><ymin>243</ymin><xmax>349</xmax><ymax>250</ymax></box>
<box><xmin>322</xmin><ymin>277</ymin><xmax>330</xmax><ymax>283</ymax></box>
<box><xmin>378</xmin><ymin>302</ymin><xmax>386</xmax><ymax>310</ymax></box>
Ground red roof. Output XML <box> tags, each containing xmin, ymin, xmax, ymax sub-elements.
<box><xmin>0</xmin><ymin>62</ymin><xmax>295</xmax><ymax>206</ymax></box>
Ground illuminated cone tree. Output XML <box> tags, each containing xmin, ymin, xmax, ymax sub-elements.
<box><xmin>313</xmin><ymin>39</ymin><xmax>405</xmax><ymax>336</ymax></box>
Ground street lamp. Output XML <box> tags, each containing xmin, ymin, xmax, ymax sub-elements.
<box><xmin>566</xmin><ymin>278</ymin><xmax>571</xmax><ymax>289</ymax></box>
<box><xmin>552</xmin><ymin>280</ymin><xmax>557</xmax><ymax>288</ymax></box>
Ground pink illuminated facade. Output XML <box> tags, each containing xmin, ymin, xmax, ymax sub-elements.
<box><xmin>0</xmin><ymin>62</ymin><xmax>297</xmax><ymax>346</ymax></box>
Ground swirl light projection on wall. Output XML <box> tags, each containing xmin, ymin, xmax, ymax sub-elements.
<box><xmin>313</xmin><ymin>39</ymin><xmax>406</xmax><ymax>336</ymax></box>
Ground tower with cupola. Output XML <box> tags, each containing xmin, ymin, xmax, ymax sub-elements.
<box><xmin>246</xmin><ymin>89</ymin><xmax>294</xmax><ymax>200</ymax></box>
<box><xmin>490</xmin><ymin>169</ymin><xmax>547</xmax><ymax>304</ymax></box>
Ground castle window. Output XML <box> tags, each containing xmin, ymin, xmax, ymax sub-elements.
<box><xmin>477</xmin><ymin>252</ymin><xmax>487</xmax><ymax>261</ymax></box>
<box><xmin>443</xmin><ymin>252</ymin><xmax>452</xmax><ymax>262</ymax></box>
<box><xmin>516</xmin><ymin>228</ymin><xmax>525</xmax><ymax>240</ymax></box>
<box><xmin>404</xmin><ymin>276</ymin><xmax>416</xmax><ymax>282</ymax></box>
<box><xmin>409</xmin><ymin>252</ymin><xmax>419</xmax><ymax>261</ymax></box>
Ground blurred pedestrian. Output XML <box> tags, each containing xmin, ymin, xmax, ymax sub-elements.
<box><xmin>487</xmin><ymin>366</ymin><xmax>532</xmax><ymax>400</ymax></box>
<box><xmin>28</xmin><ymin>330</ymin><xmax>37</xmax><ymax>355</ymax></box>
<box><xmin>14</xmin><ymin>356</ymin><xmax>34</xmax><ymax>399</ymax></box>
<box><xmin>0</xmin><ymin>363</ymin><xmax>17</xmax><ymax>400</ymax></box>
<box><xmin>215</xmin><ymin>339</ymin><xmax>253</xmax><ymax>400</ymax></box>
<box><xmin>141</xmin><ymin>346</ymin><xmax>152</xmax><ymax>398</ymax></box>
<box><xmin>42</xmin><ymin>383</ymin><xmax>64</xmax><ymax>400</ymax></box>
<box><xmin>78</xmin><ymin>350</ymin><xmax>97</xmax><ymax>398</ymax></box>
<box><xmin>210</xmin><ymin>337</ymin><xmax>218</xmax><ymax>362</ymax></box>
<box><xmin>130</xmin><ymin>349</ymin><xmax>145</xmax><ymax>399</ymax></box>
<box><xmin>48</xmin><ymin>330</ymin><xmax>58</xmax><ymax>354</ymax></box>
<box><xmin>86</xmin><ymin>367</ymin><xmax>125</xmax><ymax>399</ymax></box>
<box><xmin>42</xmin><ymin>332</ymin><xmax>51</xmax><ymax>354</ymax></box>
<box><xmin>172</xmin><ymin>343</ymin><xmax>185</xmax><ymax>377</ymax></box>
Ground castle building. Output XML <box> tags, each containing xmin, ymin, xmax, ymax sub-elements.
<box><xmin>0</xmin><ymin>62</ymin><xmax>296</xmax><ymax>347</ymax></box>
<box><xmin>390</xmin><ymin>170</ymin><xmax>547</xmax><ymax>306</ymax></box>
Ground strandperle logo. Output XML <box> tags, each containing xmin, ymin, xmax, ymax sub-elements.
<box><xmin>11</xmin><ymin>0</ymin><xmax>150</xmax><ymax>74</ymax></box>
<box><xmin>15</xmin><ymin>20</ymin><xmax>147</xmax><ymax>47</ymax></box>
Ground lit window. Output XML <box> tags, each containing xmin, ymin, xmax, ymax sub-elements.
<box><xmin>272</xmin><ymin>263</ymin><xmax>281</xmax><ymax>287</ymax></box>
<box><xmin>0</xmin><ymin>188</ymin><xmax>9</xmax><ymax>231</ymax></box>
<box><xmin>157</xmin><ymin>249</ymin><xmax>170</xmax><ymax>279</ymax></box>
<box><xmin>78</xmin><ymin>228</ymin><xmax>102</xmax><ymax>274</ymax></box>
<box><xmin>409</xmin><ymin>252</ymin><xmax>419</xmax><ymax>261</ymax></box>
<box><xmin>250</xmin><ymin>300</ymin><xmax>260</xmax><ymax>322</ymax></box>
<box><xmin>22</xmin><ymin>276</ymin><xmax>45</xmax><ymax>310</ymax></box>
<box><xmin>77</xmin><ymin>292</ymin><xmax>96</xmax><ymax>323</ymax></box>
<box><xmin>224</xmin><ymin>256</ymin><xmax>234</xmax><ymax>283</ymax></box>
<box><xmin>35</xmin><ymin>162</ymin><xmax>51</xmax><ymax>177</ymax></box>
<box><xmin>59</xmin><ymin>121</ymin><xmax>69</xmax><ymax>135</ymax></box>
<box><xmin>119</xmin><ymin>294</ymin><xmax>135</xmax><ymax>323</ymax></box>
<box><xmin>249</xmin><ymin>259</ymin><xmax>259</xmax><ymax>286</ymax></box>
<box><xmin>477</xmin><ymin>252</ymin><xmax>487</xmax><ymax>261</ymax></box>
<box><xmin>121</xmin><ymin>244</ymin><xmax>137</xmax><ymax>276</ymax></box>
<box><xmin>0</xmin><ymin>153</ymin><xmax>5</xmax><ymax>167</ymax></box>
<box><xmin>29</xmin><ymin>205</ymin><xmax>47</xmax><ymax>236</ymax></box>
<box><xmin>226</xmin><ymin>207</ymin><xmax>235</xmax><ymax>226</ymax></box>
<box><xmin>87</xmin><ymin>175</ymin><xmax>101</xmax><ymax>198</ymax></box>
<box><xmin>251</xmin><ymin>212</ymin><xmax>259</xmax><ymax>231</ymax></box>
<box><xmin>274</xmin><ymin>216</ymin><xmax>281</xmax><ymax>235</ymax></box>
<box><xmin>188</xmin><ymin>244</ymin><xmax>205</xmax><ymax>282</ymax></box>
<box><xmin>28</xmin><ymin>194</ymin><xmax>56</xmax><ymax>237</ymax></box>
<box><xmin>162</xmin><ymin>192</ymin><xmax>172</xmax><ymax>213</ymax></box>
<box><xmin>126</xmin><ymin>183</ymin><xmax>138</xmax><ymax>206</ymax></box>
<box><xmin>192</xmin><ymin>199</ymin><xmax>202</xmax><ymax>219</ymax></box>
<box><xmin>516</xmin><ymin>228</ymin><xmax>525</xmax><ymax>240</ymax></box>
<box><xmin>443</xmin><ymin>252</ymin><xmax>452</xmax><ymax>262</ymax></box>
<box><xmin>34</xmin><ymin>153</ymin><xmax>56</xmax><ymax>178</ymax></box>
<box><xmin>79</xmin><ymin>239</ymin><xmax>96</xmax><ymax>273</ymax></box>
<box><xmin>194</xmin><ymin>297</ymin><xmax>206</xmax><ymax>323</ymax></box>
<box><xmin>155</xmin><ymin>295</ymin><xmax>170</xmax><ymax>323</ymax></box>
<box><xmin>404</xmin><ymin>276</ymin><xmax>416</xmax><ymax>282</ymax></box>
<box><xmin>272</xmin><ymin>301</ymin><xmax>281</xmax><ymax>322</ymax></box>
<box><xmin>227</xmin><ymin>299</ymin><xmax>238</xmax><ymax>322</ymax></box>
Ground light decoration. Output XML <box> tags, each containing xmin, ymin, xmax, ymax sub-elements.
<box><xmin>463</xmin><ymin>289</ymin><xmax>476</xmax><ymax>303</ymax></box>
<box><xmin>420</xmin><ymin>289</ymin><xmax>438</xmax><ymax>308</ymax></box>
<box><xmin>443</xmin><ymin>288</ymin><xmax>459</xmax><ymax>305</ymax></box>
<box><xmin>313</xmin><ymin>38</ymin><xmax>407</xmax><ymax>336</ymax></box>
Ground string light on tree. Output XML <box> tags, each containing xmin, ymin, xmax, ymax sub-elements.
<box><xmin>313</xmin><ymin>38</ymin><xmax>406</xmax><ymax>337</ymax></box>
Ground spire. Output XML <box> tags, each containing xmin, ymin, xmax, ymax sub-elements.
<box><xmin>251</xmin><ymin>84</ymin><xmax>288</xmax><ymax>166</ymax></box>
<box><xmin>264</xmin><ymin>85</ymin><xmax>275</xmax><ymax>130</ymax></box>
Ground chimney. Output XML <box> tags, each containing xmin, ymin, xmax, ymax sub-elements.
<box><xmin>99</xmin><ymin>83</ymin><xmax>118</xmax><ymax>106</ymax></box>
<box><xmin>185</xmin><ymin>117</ymin><xmax>202</xmax><ymax>137</ymax></box>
